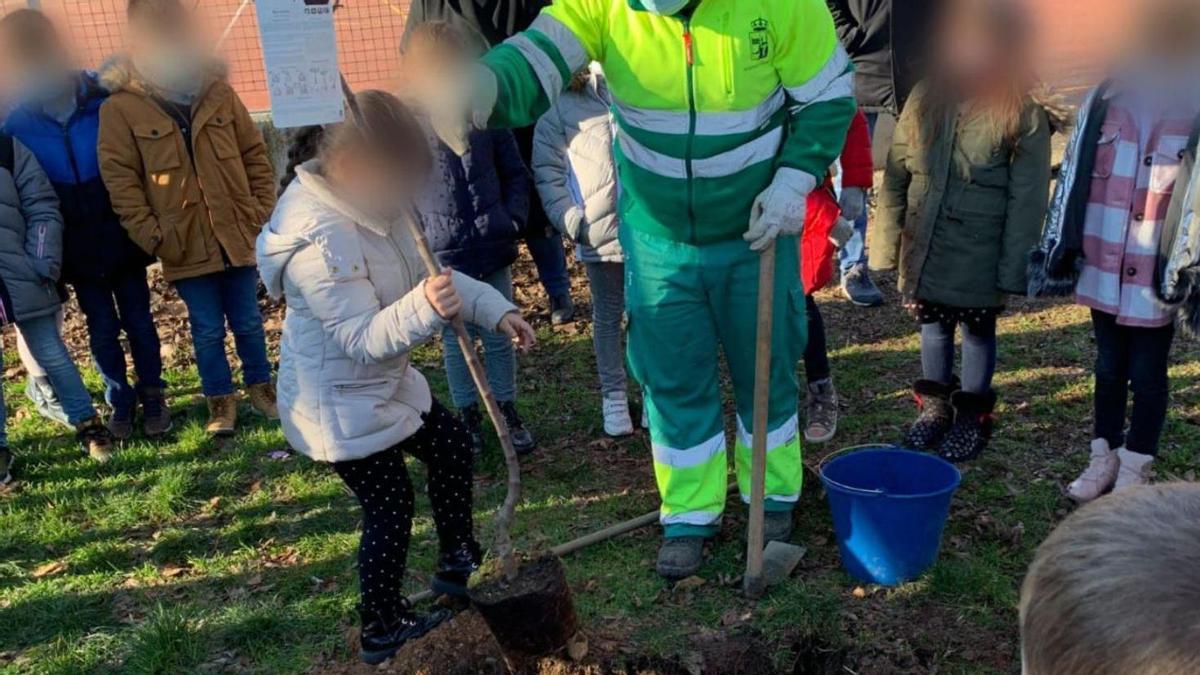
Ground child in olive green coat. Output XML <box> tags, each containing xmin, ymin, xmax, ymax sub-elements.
<box><xmin>870</xmin><ymin>0</ymin><xmax>1053</xmax><ymax>462</ymax></box>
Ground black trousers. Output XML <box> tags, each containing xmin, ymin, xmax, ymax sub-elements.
<box><xmin>332</xmin><ymin>399</ymin><xmax>475</xmax><ymax>615</ymax></box>
<box><xmin>1091</xmin><ymin>310</ymin><xmax>1175</xmax><ymax>456</ymax></box>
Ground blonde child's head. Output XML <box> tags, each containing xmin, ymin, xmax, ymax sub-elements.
<box><xmin>282</xmin><ymin>90</ymin><xmax>431</xmax><ymax>216</ymax></box>
<box><xmin>918</xmin><ymin>0</ymin><xmax>1035</xmax><ymax>147</ymax></box>
<box><xmin>1020</xmin><ymin>484</ymin><xmax>1200</xmax><ymax>675</ymax></box>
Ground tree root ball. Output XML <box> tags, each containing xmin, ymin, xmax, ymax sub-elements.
<box><xmin>469</xmin><ymin>553</ymin><xmax>579</xmax><ymax>659</ymax></box>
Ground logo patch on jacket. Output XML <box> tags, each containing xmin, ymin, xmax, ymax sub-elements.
<box><xmin>750</xmin><ymin>18</ymin><xmax>770</xmax><ymax>60</ymax></box>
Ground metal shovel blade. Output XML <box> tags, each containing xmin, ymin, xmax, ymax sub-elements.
<box><xmin>761</xmin><ymin>541</ymin><xmax>807</xmax><ymax>586</ymax></box>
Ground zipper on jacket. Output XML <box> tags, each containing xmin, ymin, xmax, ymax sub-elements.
<box><xmin>682</xmin><ymin>17</ymin><xmax>698</xmax><ymax>244</ymax></box>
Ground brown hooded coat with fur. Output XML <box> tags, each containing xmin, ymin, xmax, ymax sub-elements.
<box><xmin>96</xmin><ymin>57</ymin><xmax>276</xmax><ymax>282</ymax></box>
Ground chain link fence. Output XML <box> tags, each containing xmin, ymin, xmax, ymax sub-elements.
<box><xmin>0</xmin><ymin>0</ymin><xmax>411</xmax><ymax>112</ymax></box>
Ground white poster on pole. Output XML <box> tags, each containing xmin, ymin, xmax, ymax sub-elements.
<box><xmin>255</xmin><ymin>0</ymin><xmax>344</xmax><ymax>128</ymax></box>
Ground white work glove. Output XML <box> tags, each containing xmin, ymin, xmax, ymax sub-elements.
<box><xmin>744</xmin><ymin>168</ymin><xmax>817</xmax><ymax>252</ymax></box>
<box><xmin>426</xmin><ymin>63</ymin><xmax>499</xmax><ymax>157</ymax></box>
<box><xmin>838</xmin><ymin>186</ymin><xmax>868</xmax><ymax>222</ymax></box>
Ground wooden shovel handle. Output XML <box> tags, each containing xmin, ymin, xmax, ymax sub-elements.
<box><xmin>744</xmin><ymin>241</ymin><xmax>776</xmax><ymax>599</ymax></box>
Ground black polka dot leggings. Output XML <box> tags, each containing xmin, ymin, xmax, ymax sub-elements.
<box><xmin>332</xmin><ymin>399</ymin><xmax>476</xmax><ymax>616</ymax></box>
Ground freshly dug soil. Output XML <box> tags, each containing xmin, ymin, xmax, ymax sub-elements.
<box><xmin>470</xmin><ymin>554</ymin><xmax>579</xmax><ymax>659</ymax></box>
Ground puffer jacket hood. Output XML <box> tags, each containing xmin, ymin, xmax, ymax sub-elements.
<box><xmin>259</xmin><ymin>161</ymin><xmax>517</xmax><ymax>462</ymax></box>
<box><xmin>532</xmin><ymin>67</ymin><xmax>622</xmax><ymax>263</ymax></box>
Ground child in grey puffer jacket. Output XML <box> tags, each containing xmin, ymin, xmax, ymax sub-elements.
<box><xmin>0</xmin><ymin>132</ymin><xmax>112</xmax><ymax>481</ymax></box>
<box><xmin>533</xmin><ymin>65</ymin><xmax>634</xmax><ymax>437</ymax></box>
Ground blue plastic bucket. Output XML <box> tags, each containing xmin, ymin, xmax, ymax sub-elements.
<box><xmin>819</xmin><ymin>446</ymin><xmax>961</xmax><ymax>586</ymax></box>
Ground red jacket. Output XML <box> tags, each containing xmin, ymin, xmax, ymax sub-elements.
<box><xmin>801</xmin><ymin>110</ymin><xmax>873</xmax><ymax>294</ymax></box>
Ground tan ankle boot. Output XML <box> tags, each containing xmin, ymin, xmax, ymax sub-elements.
<box><xmin>76</xmin><ymin>416</ymin><xmax>115</xmax><ymax>463</ymax></box>
<box><xmin>246</xmin><ymin>382</ymin><xmax>279</xmax><ymax>420</ymax></box>
<box><xmin>206</xmin><ymin>394</ymin><xmax>238</xmax><ymax>437</ymax></box>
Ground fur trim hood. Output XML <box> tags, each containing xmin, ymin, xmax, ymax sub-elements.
<box><xmin>97</xmin><ymin>53</ymin><xmax>229</xmax><ymax>97</ymax></box>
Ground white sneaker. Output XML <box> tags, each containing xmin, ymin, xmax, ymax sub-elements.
<box><xmin>603</xmin><ymin>392</ymin><xmax>635</xmax><ymax>437</ymax></box>
<box><xmin>1113</xmin><ymin>447</ymin><xmax>1154</xmax><ymax>493</ymax></box>
<box><xmin>1067</xmin><ymin>439</ymin><xmax>1119</xmax><ymax>502</ymax></box>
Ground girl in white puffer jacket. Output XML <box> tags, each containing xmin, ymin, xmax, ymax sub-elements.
<box><xmin>256</xmin><ymin>91</ymin><xmax>535</xmax><ymax>665</ymax></box>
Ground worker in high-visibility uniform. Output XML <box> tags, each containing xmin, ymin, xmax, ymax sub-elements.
<box><xmin>430</xmin><ymin>0</ymin><xmax>855</xmax><ymax>579</ymax></box>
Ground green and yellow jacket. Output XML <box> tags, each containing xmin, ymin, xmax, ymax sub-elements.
<box><xmin>481</xmin><ymin>0</ymin><xmax>856</xmax><ymax>244</ymax></box>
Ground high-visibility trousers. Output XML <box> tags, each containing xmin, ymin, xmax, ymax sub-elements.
<box><xmin>623</xmin><ymin>227</ymin><xmax>807</xmax><ymax>539</ymax></box>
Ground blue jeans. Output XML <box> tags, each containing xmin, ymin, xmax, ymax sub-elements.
<box><xmin>442</xmin><ymin>267</ymin><xmax>517</xmax><ymax>408</ymax></box>
<box><xmin>73</xmin><ymin>268</ymin><xmax>165</xmax><ymax>412</ymax></box>
<box><xmin>173</xmin><ymin>266</ymin><xmax>272</xmax><ymax>397</ymax></box>
<box><xmin>2</xmin><ymin>313</ymin><xmax>98</xmax><ymax>445</ymax></box>
<box><xmin>526</xmin><ymin>231</ymin><xmax>571</xmax><ymax>297</ymax></box>
<box><xmin>838</xmin><ymin>112</ymin><xmax>878</xmax><ymax>274</ymax></box>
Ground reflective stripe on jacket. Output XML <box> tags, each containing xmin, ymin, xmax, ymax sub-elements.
<box><xmin>483</xmin><ymin>0</ymin><xmax>857</xmax><ymax>244</ymax></box>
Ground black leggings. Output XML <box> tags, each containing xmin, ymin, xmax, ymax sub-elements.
<box><xmin>1091</xmin><ymin>310</ymin><xmax>1175</xmax><ymax>456</ymax></box>
<box><xmin>333</xmin><ymin>400</ymin><xmax>475</xmax><ymax>616</ymax></box>
<box><xmin>803</xmin><ymin>295</ymin><xmax>830</xmax><ymax>383</ymax></box>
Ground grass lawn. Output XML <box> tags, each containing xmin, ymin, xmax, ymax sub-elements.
<box><xmin>1</xmin><ymin>265</ymin><xmax>1198</xmax><ymax>674</ymax></box>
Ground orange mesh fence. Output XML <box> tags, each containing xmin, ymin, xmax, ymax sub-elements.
<box><xmin>8</xmin><ymin>0</ymin><xmax>410</xmax><ymax>113</ymax></box>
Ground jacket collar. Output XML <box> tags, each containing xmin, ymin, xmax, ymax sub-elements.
<box><xmin>295</xmin><ymin>160</ymin><xmax>399</xmax><ymax>237</ymax></box>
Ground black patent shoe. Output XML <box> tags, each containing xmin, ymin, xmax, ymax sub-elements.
<box><xmin>360</xmin><ymin>602</ymin><xmax>452</xmax><ymax>665</ymax></box>
<box><xmin>431</xmin><ymin>541</ymin><xmax>482</xmax><ymax>597</ymax></box>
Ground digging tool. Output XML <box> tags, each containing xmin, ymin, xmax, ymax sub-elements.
<box><xmin>743</xmin><ymin>242</ymin><xmax>806</xmax><ymax>599</ymax></box>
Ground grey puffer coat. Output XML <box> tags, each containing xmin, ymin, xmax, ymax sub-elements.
<box><xmin>0</xmin><ymin>134</ymin><xmax>64</xmax><ymax>326</ymax></box>
<box><xmin>532</xmin><ymin>70</ymin><xmax>622</xmax><ymax>263</ymax></box>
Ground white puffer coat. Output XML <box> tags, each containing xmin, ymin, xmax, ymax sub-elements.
<box><xmin>257</xmin><ymin>161</ymin><xmax>516</xmax><ymax>462</ymax></box>
<box><xmin>532</xmin><ymin>69</ymin><xmax>622</xmax><ymax>263</ymax></box>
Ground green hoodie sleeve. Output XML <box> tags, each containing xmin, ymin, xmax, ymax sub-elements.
<box><xmin>481</xmin><ymin>1</ymin><xmax>602</xmax><ymax>129</ymax></box>
<box><xmin>772</xmin><ymin>0</ymin><xmax>856</xmax><ymax>182</ymax></box>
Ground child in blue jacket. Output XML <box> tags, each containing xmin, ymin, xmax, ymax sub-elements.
<box><xmin>405</xmin><ymin>21</ymin><xmax>536</xmax><ymax>455</ymax></box>
<box><xmin>1</xmin><ymin>9</ymin><xmax>169</xmax><ymax>440</ymax></box>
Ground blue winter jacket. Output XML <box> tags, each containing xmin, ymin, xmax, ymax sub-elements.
<box><xmin>420</xmin><ymin>129</ymin><xmax>531</xmax><ymax>280</ymax></box>
<box><xmin>3</xmin><ymin>71</ymin><xmax>152</xmax><ymax>283</ymax></box>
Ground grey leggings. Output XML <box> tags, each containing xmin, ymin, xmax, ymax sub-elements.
<box><xmin>584</xmin><ymin>262</ymin><xmax>628</xmax><ymax>396</ymax></box>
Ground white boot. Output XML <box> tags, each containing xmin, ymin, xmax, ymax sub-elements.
<box><xmin>1113</xmin><ymin>448</ymin><xmax>1154</xmax><ymax>493</ymax></box>
<box><xmin>602</xmin><ymin>392</ymin><xmax>635</xmax><ymax>437</ymax></box>
<box><xmin>1067</xmin><ymin>439</ymin><xmax>1119</xmax><ymax>502</ymax></box>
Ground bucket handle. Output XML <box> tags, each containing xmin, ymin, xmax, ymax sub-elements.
<box><xmin>816</xmin><ymin>444</ymin><xmax>892</xmax><ymax>498</ymax></box>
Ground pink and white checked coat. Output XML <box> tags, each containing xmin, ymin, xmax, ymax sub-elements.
<box><xmin>1075</xmin><ymin>94</ymin><xmax>1196</xmax><ymax>327</ymax></box>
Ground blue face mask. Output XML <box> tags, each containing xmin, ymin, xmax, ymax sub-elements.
<box><xmin>639</xmin><ymin>0</ymin><xmax>690</xmax><ymax>16</ymax></box>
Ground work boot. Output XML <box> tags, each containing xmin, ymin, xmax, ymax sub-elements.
<box><xmin>460</xmin><ymin>404</ymin><xmax>485</xmax><ymax>456</ymax></box>
<box><xmin>763</xmin><ymin>510</ymin><xmax>795</xmax><ymax>543</ymax></box>
<box><xmin>500</xmin><ymin>401</ymin><xmax>536</xmax><ymax>455</ymax></box>
<box><xmin>107</xmin><ymin>403</ymin><xmax>135</xmax><ymax>442</ymax></box>
<box><xmin>656</xmin><ymin>536</ymin><xmax>704</xmax><ymax>580</ymax></box>
<box><xmin>140</xmin><ymin>387</ymin><xmax>174</xmax><ymax>437</ymax></box>
<box><xmin>937</xmin><ymin>390</ymin><xmax>996</xmax><ymax>463</ymax></box>
<box><xmin>430</xmin><ymin>541</ymin><xmax>482</xmax><ymax>597</ymax></box>
<box><xmin>206</xmin><ymin>394</ymin><xmax>238</xmax><ymax>437</ymax></box>
<box><xmin>803</xmin><ymin>379</ymin><xmax>839</xmax><ymax>443</ymax></box>
<box><xmin>903</xmin><ymin>379</ymin><xmax>957</xmax><ymax>451</ymax></box>
<box><xmin>841</xmin><ymin>264</ymin><xmax>884</xmax><ymax>307</ymax></box>
<box><xmin>360</xmin><ymin>602</ymin><xmax>452</xmax><ymax>665</ymax></box>
<box><xmin>246</xmin><ymin>382</ymin><xmax>279</xmax><ymax>420</ymax></box>
<box><xmin>77</xmin><ymin>417</ymin><xmax>115</xmax><ymax>463</ymax></box>
<box><xmin>602</xmin><ymin>391</ymin><xmax>635</xmax><ymax>437</ymax></box>
<box><xmin>1113</xmin><ymin>448</ymin><xmax>1154</xmax><ymax>493</ymax></box>
<box><xmin>1067</xmin><ymin>439</ymin><xmax>1120</xmax><ymax>503</ymax></box>
<box><xmin>0</xmin><ymin>446</ymin><xmax>12</xmax><ymax>485</ymax></box>
<box><xmin>550</xmin><ymin>292</ymin><xmax>575</xmax><ymax>325</ymax></box>
<box><xmin>26</xmin><ymin>375</ymin><xmax>70</xmax><ymax>428</ymax></box>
